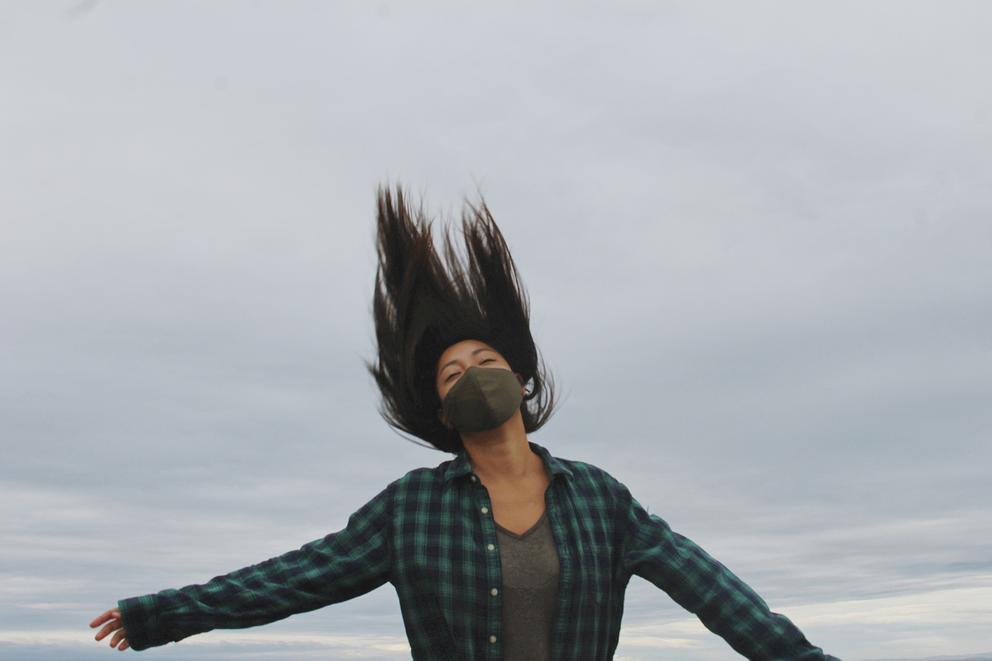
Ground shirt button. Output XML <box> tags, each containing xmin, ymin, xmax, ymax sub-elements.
<box><xmin>490</xmin><ymin>587</ymin><xmax>498</xmax><ymax>596</ymax></box>
<box><xmin>489</xmin><ymin>635</ymin><xmax>497</xmax><ymax>644</ymax></box>
<box><xmin>480</xmin><ymin>506</ymin><xmax>489</xmax><ymax>514</ymax></box>
<box><xmin>470</xmin><ymin>475</ymin><xmax>477</xmax><ymax>482</ymax></box>
<box><xmin>487</xmin><ymin>543</ymin><xmax>495</xmax><ymax>551</ymax></box>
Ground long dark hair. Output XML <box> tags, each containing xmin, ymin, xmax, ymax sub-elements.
<box><xmin>363</xmin><ymin>182</ymin><xmax>559</xmax><ymax>453</ymax></box>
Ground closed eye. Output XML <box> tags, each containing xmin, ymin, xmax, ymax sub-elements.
<box><xmin>445</xmin><ymin>358</ymin><xmax>497</xmax><ymax>383</ymax></box>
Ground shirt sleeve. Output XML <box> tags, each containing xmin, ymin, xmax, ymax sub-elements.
<box><xmin>116</xmin><ymin>481</ymin><xmax>393</xmax><ymax>651</ymax></box>
<box><xmin>615</xmin><ymin>480</ymin><xmax>840</xmax><ymax>661</ymax></box>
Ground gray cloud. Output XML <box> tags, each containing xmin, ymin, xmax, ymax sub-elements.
<box><xmin>2</xmin><ymin>2</ymin><xmax>989</xmax><ymax>660</ymax></box>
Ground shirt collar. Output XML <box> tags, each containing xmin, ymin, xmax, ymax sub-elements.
<box><xmin>442</xmin><ymin>440</ymin><xmax>574</xmax><ymax>486</ymax></box>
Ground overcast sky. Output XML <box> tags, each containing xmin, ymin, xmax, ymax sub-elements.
<box><xmin>2</xmin><ymin>2</ymin><xmax>990</xmax><ymax>660</ymax></box>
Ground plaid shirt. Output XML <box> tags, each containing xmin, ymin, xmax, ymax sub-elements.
<box><xmin>118</xmin><ymin>441</ymin><xmax>839</xmax><ymax>660</ymax></box>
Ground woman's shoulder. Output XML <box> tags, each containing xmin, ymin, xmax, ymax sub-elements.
<box><xmin>551</xmin><ymin>452</ymin><xmax>623</xmax><ymax>487</ymax></box>
<box><xmin>387</xmin><ymin>461</ymin><xmax>461</xmax><ymax>492</ymax></box>
<box><xmin>538</xmin><ymin>451</ymin><xmax>631</xmax><ymax>505</ymax></box>
<box><xmin>389</xmin><ymin>465</ymin><xmax>437</xmax><ymax>489</ymax></box>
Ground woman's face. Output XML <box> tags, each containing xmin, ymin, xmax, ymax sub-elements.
<box><xmin>435</xmin><ymin>339</ymin><xmax>520</xmax><ymax>404</ymax></box>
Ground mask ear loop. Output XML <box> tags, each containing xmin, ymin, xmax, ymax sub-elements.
<box><xmin>515</xmin><ymin>372</ymin><xmax>532</xmax><ymax>399</ymax></box>
<box><xmin>437</xmin><ymin>406</ymin><xmax>452</xmax><ymax>429</ymax></box>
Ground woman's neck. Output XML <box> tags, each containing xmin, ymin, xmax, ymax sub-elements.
<box><xmin>461</xmin><ymin>418</ymin><xmax>540</xmax><ymax>484</ymax></box>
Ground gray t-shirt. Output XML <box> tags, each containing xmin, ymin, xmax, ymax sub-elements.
<box><xmin>494</xmin><ymin>510</ymin><xmax>560</xmax><ymax>661</ymax></box>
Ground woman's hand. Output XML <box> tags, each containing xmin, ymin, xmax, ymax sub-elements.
<box><xmin>90</xmin><ymin>607</ymin><xmax>130</xmax><ymax>651</ymax></box>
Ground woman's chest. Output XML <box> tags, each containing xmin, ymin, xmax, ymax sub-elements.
<box><xmin>486</xmin><ymin>475</ymin><xmax>551</xmax><ymax>536</ymax></box>
<box><xmin>392</xmin><ymin>476</ymin><xmax>620</xmax><ymax>646</ymax></box>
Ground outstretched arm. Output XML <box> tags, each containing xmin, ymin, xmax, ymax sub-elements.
<box><xmin>615</xmin><ymin>479</ymin><xmax>839</xmax><ymax>660</ymax></box>
<box><xmin>114</xmin><ymin>482</ymin><xmax>393</xmax><ymax>651</ymax></box>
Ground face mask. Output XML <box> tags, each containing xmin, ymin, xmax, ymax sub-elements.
<box><xmin>441</xmin><ymin>366</ymin><xmax>524</xmax><ymax>433</ymax></box>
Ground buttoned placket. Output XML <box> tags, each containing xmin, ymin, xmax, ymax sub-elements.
<box><xmin>470</xmin><ymin>472</ymin><xmax>502</xmax><ymax>657</ymax></box>
<box><xmin>544</xmin><ymin>471</ymin><xmax>569</xmax><ymax>661</ymax></box>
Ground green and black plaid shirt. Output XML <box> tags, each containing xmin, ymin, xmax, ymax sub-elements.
<box><xmin>118</xmin><ymin>440</ymin><xmax>838</xmax><ymax>660</ymax></box>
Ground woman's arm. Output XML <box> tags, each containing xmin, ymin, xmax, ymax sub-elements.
<box><xmin>614</xmin><ymin>479</ymin><xmax>840</xmax><ymax>661</ymax></box>
<box><xmin>116</xmin><ymin>481</ymin><xmax>393</xmax><ymax>651</ymax></box>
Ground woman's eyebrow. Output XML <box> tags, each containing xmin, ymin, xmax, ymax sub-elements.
<box><xmin>439</xmin><ymin>348</ymin><xmax>495</xmax><ymax>373</ymax></box>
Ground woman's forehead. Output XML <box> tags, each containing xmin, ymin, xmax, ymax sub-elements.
<box><xmin>436</xmin><ymin>339</ymin><xmax>500</xmax><ymax>366</ymax></box>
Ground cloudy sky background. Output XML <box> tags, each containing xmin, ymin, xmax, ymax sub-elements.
<box><xmin>2</xmin><ymin>1</ymin><xmax>990</xmax><ymax>659</ymax></box>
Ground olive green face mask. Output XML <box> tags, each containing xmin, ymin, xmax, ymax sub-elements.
<box><xmin>440</xmin><ymin>366</ymin><xmax>524</xmax><ymax>433</ymax></box>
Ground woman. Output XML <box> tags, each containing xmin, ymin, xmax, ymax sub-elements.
<box><xmin>90</xmin><ymin>184</ymin><xmax>839</xmax><ymax>660</ymax></box>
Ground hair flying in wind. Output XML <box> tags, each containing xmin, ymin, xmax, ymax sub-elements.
<box><xmin>362</xmin><ymin>182</ymin><xmax>559</xmax><ymax>453</ymax></box>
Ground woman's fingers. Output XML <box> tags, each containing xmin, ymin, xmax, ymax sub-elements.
<box><xmin>110</xmin><ymin>628</ymin><xmax>127</xmax><ymax>649</ymax></box>
<box><xmin>95</xmin><ymin>619</ymin><xmax>121</xmax><ymax>641</ymax></box>
<box><xmin>89</xmin><ymin>608</ymin><xmax>121</xmax><ymax>629</ymax></box>
<box><xmin>90</xmin><ymin>606</ymin><xmax>130</xmax><ymax>649</ymax></box>
<box><xmin>92</xmin><ymin>608</ymin><xmax>125</xmax><ymax>643</ymax></box>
